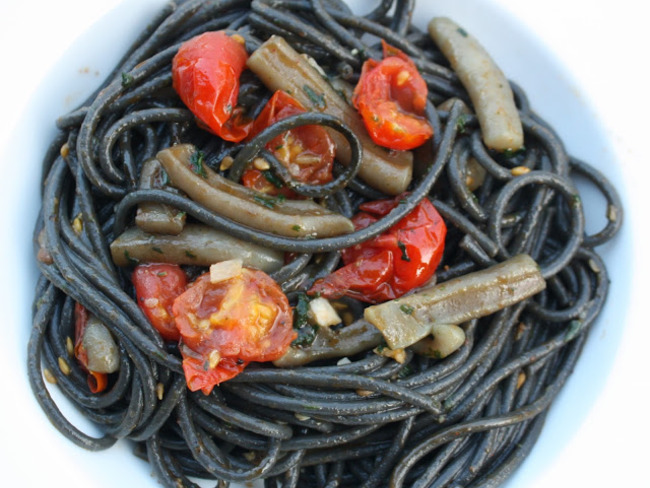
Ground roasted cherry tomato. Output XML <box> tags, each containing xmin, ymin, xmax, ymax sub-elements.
<box><xmin>308</xmin><ymin>195</ymin><xmax>446</xmax><ymax>303</ymax></box>
<box><xmin>133</xmin><ymin>263</ymin><xmax>188</xmax><ymax>341</ymax></box>
<box><xmin>172</xmin><ymin>31</ymin><xmax>252</xmax><ymax>142</ymax></box>
<box><xmin>173</xmin><ymin>268</ymin><xmax>295</xmax><ymax>394</ymax></box>
<box><xmin>242</xmin><ymin>90</ymin><xmax>335</xmax><ymax>195</ymax></box>
<box><xmin>353</xmin><ymin>40</ymin><xmax>432</xmax><ymax>151</ymax></box>
<box><xmin>74</xmin><ymin>303</ymin><xmax>108</xmax><ymax>394</ymax></box>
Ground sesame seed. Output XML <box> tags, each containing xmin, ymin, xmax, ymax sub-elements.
<box><xmin>43</xmin><ymin>368</ymin><xmax>57</xmax><ymax>384</ymax></box>
<box><xmin>510</xmin><ymin>166</ymin><xmax>530</xmax><ymax>176</ymax></box>
<box><xmin>253</xmin><ymin>157</ymin><xmax>270</xmax><ymax>171</ymax></box>
<box><xmin>219</xmin><ymin>156</ymin><xmax>234</xmax><ymax>171</ymax></box>
<box><xmin>58</xmin><ymin>357</ymin><xmax>71</xmax><ymax>376</ymax></box>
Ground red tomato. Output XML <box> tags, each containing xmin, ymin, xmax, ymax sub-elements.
<box><xmin>133</xmin><ymin>264</ymin><xmax>188</xmax><ymax>341</ymax></box>
<box><xmin>242</xmin><ymin>90</ymin><xmax>335</xmax><ymax>194</ymax></box>
<box><xmin>353</xmin><ymin>40</ymin><xmax>432</xmax><ymax>151</ymax></box>
<box><xmin>308</xmin><ymin>195</ymin><xmax>446</xmax><ymax>303</ymax></box>
<box><xmin>172</xmin><ymin>31</ymin><xmax>252</xmax><ymax>142</ymax></box>
<box><xmin>172</xmin><ymin>268</ymin><xmax>295</xmax><ymax>394</ymax></box>
<box><xmin>74</xmin><ymin>303</ymin><xmax>108</xmax><ymax>393</ymax></box>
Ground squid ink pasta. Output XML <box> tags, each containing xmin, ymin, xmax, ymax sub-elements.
<box><xmin>29</xmin><ymin>1</ymin><xmax>623</xmax><ymax>487</ymax></box>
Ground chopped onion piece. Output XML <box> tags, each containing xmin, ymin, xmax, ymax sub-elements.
<box><xmin>308</xmin><ymin>297</ymin><xmax>342</xmax><ymax>327</ymax></box>
<box><xmin>210</xmin><ymin>259</ymin><xmax>243</xmax><ymax>284</ymax></box>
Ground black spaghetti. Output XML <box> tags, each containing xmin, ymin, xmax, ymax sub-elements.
<box><xmin>29</xmin><ymin>1</ymin><xmax>623</xmax><ymax>487</ymax></box>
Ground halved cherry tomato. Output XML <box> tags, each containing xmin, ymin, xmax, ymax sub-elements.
<box><xmin>74</xmin><ymin>303</ymin><xmax>108</xmax><ymax>394</ymax></box>
<box><xmin>172</xmin><ymin>31</ymin><xmax>252</xmax><ymax>142</ymax></box>
<box><xmin>242</xmin><ymin>90</ymin><xmax>335</xmax><ymax>195</ymax></box>
<box><xmin>133</xmin><ymin>263</ymin><xmax>188</xmax><ymax>341</ymax></box>
<box><xmin>308</xmin><ymin>195</ymin><xmax>446</xmax><ymax>303</ymax></box>
<box><xmin>173</xmin><ymin>268</ymin><xmax>295</xmax><ymax>394</ymax></box>
<box><xmin>353</xmin><ymin>40</ymin><xmax>432</xmax><ymax>151</ymax></box>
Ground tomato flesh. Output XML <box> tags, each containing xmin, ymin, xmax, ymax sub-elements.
<box><xmin>353</xmin><ymin>41</ymin><xmax>432</xmax><ymax>151</ymax></box>
<box><xmin>308</xmin><ymin>196</ymin><xmax>446</xmax><ymax>303</ymax></box>
<box><xmin>173</xmin><ymin>269</ymin><xmax>295</xmax><ymax>394</ymax></box>
<box><xmin>133</xmin><ymin>263</ymin><xmax>188</xmax><ymax>341</ymax></box>
<box><xmin>172</xmin><ymin>31</ymin><xmax>252</xmax><ymax>142</ymax></box>
<box><xmin>242</xmin><ymin>90</ymin><xmax>335</xmax><ymax>195</ymax></box>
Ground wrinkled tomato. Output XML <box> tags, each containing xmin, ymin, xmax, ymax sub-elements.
<box><xmin>133</xmin><ymin>263</ymin><xmax>188</xmax><ymax>341</ymax></box>
<box><xmin>353</xmin><ymin>40</ymin><xmax>432</xmax><ymax>151</ymax></box>
<box><xmin>172</xmin><ymin>31</ymin><xmax>252</xmax><ymax>142</ymax></box>
<box><xmin>74</xmin><ymin>303</ymin><xmax>107</xmax><ymax>394</ymax></box>
<box><xmin>308</xmin><ymin>195</ymin><xmax>446</xmax><ymax>303</ymax></box>
<box><xmin>242</xmin><ymin>90</ymin><xmax>335</xmax><ymax>195</ymax></box>
<box><xmin>173</xmin><ymin>268</ymin><xmax>295</xmax><ymax>394</ymax></box>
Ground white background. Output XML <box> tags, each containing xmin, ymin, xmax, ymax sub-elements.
<box><xmin>0</xmin><ymin>1</ymin><xmax>648</xmax><ymax>487</ymax></box>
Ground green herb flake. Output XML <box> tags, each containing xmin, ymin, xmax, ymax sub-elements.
<box><xmin>456</xmin><ymin>114</ymin><xmax>468</xmax><ymax>133</ymax></box>
<box><xmin>124</xmin><ymin>250</ymin><xmax>139</xmax><ymax>265</ymax></box>
<box><xmin>292</xmin><ymin>225</ymin><xmax>302</xmax><ymax>232</ymax></box>
<box><xmin>185</xmin><ymin>250</ymin><xmax>197</xmax><ymax>259</ymax></box>
<box><xmin>262</xmin><ymin>170</ymin><xmax>284</xmax><ymax>188</ymax></box>
<box><xmin>157</xmin><ymin>271</ymin><xmax>168</xmax><ymax>277</ymax></box>
<box><xmin>190</xmin><ymin>150</ymin><xmax>207</xmax><ymax>178</ymax></box>
<box><xmin>121</xmin><ymin>72</ymin><xmax>134</xmax><ymax>88</ymax></box>
<box><xmin>397</xmin><ymin>364</ymin><xmax>414</xmax><ymax>379</ymax></box>
<box><xmin>565</xmin><ymin>320</ymin><xmax>582</xmax><ymax>341</ymax></box>
<box><xmin>399</xmin><ymin>304</ymin><xmax>414</xmax><ymax>315</ymax></box>
<box><xmin>501</xmin><ymin>146</ymin><xmax>526</xmax><ymax>159</ymax></box>
<box><xmin>294</xmin><ymin>293</ymin><xmax>311</xmax><ymax>330</ymax></box>
<box><xmin>302</xmin><ymin>84</ymin><xmax>326</xmax><ymax>110</ymax></box>
<box><xmin>457</xmin><ymin>27</ymin><xmax>468</xmax><ymax>37</ymax></box>
<box><xmin>152</xmin><ymin>247</ymin><xmax>164</xmax><ymax>254</ymax></box>
<box><xmin>397</xmin><ymin>240</ymin><xmax>410</xmax><ymax>262</ymax></box>
<box><xmin>253</xmin><ymin>194</ymin><xmax>276</xmax><ymax>209</ymax></box>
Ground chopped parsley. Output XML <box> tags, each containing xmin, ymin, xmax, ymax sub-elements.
<box><xmin>185</xmin><ymin>250</ymin><xmax>197</xmax><ymax>259</ymax></box>
<box><xmin>121</xmin><ymin>72</ymin><xmax>134</xmax><ymax>87</ymax></box>
<box><xmin>399</xmin><ymin>304</ymin><xmax>414</xmax><ymax>315</ymax></box>
<box><xmin>156</xmin><ymin>271</ymin><xmax>168</xmax><ymax>277</ymax></box>
<box><xmin>262</xmin><ymin>170</ymin><xmax>284</xmax><ymax>188</ymax></box>
<box><xmin>254</xmin><ymin>195</ymin><xmax>277</xmax><ymax>209</ymax></box>
<box><xmin>457</xmin><ymin>27</ymin><xmax>468</xmax><ymax>37</ymax></box>
<box><xmin>124</xmin><ymin>250</ymin><xmax>139</xmax><ymax>265</ymax></box>
<box><xmin>302</xmin><ymin>84</ymin><xmax>326</xmax><ymax>110</ymax></box>
<box><xmin>456</xmin><ymin>113</ymin><xmax>468</xmax><ymax>134</ymax></box>
<box><xmin>190</xmin><ymin>150</ymin><xmax>207</xmax><ymax>178</ymax></box>
<box><xmin>151</xmin><ymin>246</ymin><xmax>164</xmax><ymax>254</ymax></box>
<box><xmin>501</xmin><ymin>146</ymin><xmax>526</xmax><ymax>159</ymax></box>
<box><xmin>292</xmin><ymin>225</ymin><xmax>302</xmax><ymax>232</ymax></box>
<box><xmin>253</xmin><ymin>194</ymin><xmax>285</xmax><ymax>209</ymax></box>
<box><xmin>291</xmin><ymin>293</ymin><xmax>319</xmax><ymax>347</ymax></box>
<box><xmin>397</xmin><ymin>240</ymin><xmax>410</xmax><ymax>262</ymax></box>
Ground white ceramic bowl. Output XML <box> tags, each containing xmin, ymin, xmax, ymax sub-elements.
<box><xmin>0</xmin><ymin>1</ymin><xmax>646</xmax><ymax>487</ymax></box>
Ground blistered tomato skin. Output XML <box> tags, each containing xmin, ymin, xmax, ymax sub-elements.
<box><xmin>242</xmin><ymin>90</ymin><xmax>335</xmax><ymax>195</ymax></box>
<box><xmin>133</xmin><ymin>263</ymin><xmax>188</xmax><ymax>342</ymax></box>
<box><xmin>172</xmin><ymin>31</ymin><xmax>252</xmax><ymax>142</ymax></box>
<box><xmin>173</xmin><ymin>269</ymin><xmax>295</xmax><ymax>394</ymax></box>
<box><xmin>308</xmin><ymin>196</ymin><xmax>446</xmax><ymax>303</ymax></box>
<box><xmin>353</xmin><ymin>41</ymin><xmax>432</xmax><ymax>151</ymax></box>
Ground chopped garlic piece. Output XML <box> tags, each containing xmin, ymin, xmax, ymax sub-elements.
<box><xmin>208</xmin><ymin>350</ymin><xmax>221</xmax><ymax>369</ymax></box>
<box><xmin>308</xmin><ymin>297</ymin><xmax>342</xmax><ymax>327</ymax></box>
<box><xmin>210</xmin><ymin>259</ymin><xmax>243</xmax><ymax>284</ymax></box>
